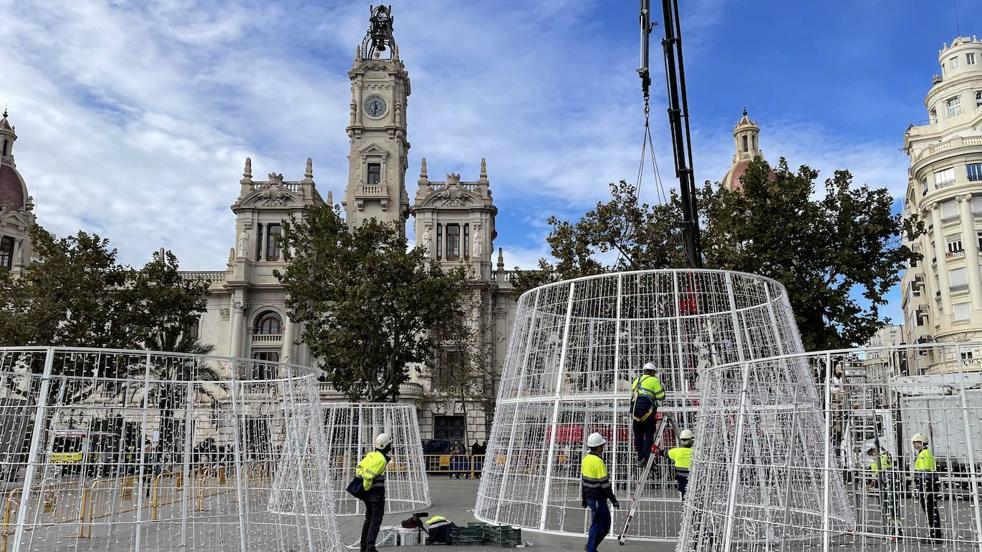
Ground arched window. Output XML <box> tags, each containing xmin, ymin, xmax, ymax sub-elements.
<box><xmin>0</xmin><ymin>236</ymin><xmax>13</xmax><ymax>270</ymax></box>
<box><xmin>254</xmin><ymin>311</ymin><xmax>282</xmax><ymax>335</ymax></box>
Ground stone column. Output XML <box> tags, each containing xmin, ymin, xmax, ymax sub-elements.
<box><xmin>931</xmin><ymin>207</ymin><xmax>954</xmax><ymax>315</ymax></box>
<box><xmin>281</xmin><ymin>317</ymin><xmax>295</xmax><ymax>364</ymax></box>
<box><xmin>228</xmin><ymin>297</ymin><xmax>245</xmax><ymax>359</ymax></box>
<box><xmin>958</xmin><ymin>194</ymin><xmax>982</xmax><ymax>309</ymax></box>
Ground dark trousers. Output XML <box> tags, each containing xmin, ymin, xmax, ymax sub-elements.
<box><xmin>917</xmin><ymin>478</ymin><xmax>942</xmax><ymax>539</ymax></box>
<box><xmin>360</xmin><ymin>492</ymin><xmax>385</xmax><ymax>552</ymax></box>
<box><xmin>676</xmin><ymin>475</ymin><xmax>688</xmax><ymax>498</ymax></box>
<box><xmin>632</xmin><ymin>417</ymin><xmax>656</xmax><ymax>464</ymax></box>
<box><xmin>586</xmin><ymin>498</ymin><xmax>610</xmax><ymax>552</ymax></box>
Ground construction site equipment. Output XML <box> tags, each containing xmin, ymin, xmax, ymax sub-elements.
<box><xmin>0</xmin><ymin>346</ymin><xmax>343</xmax><ymax>552</ymax></box>
<box><xmin>473</xmin><ymin>269</ymin><xmax>806</xmax><ymax>541</ymax></box>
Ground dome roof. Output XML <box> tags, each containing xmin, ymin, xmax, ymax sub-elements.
<box><xmin>0</xmin><ymin>164</ymin><xmax>27</xmax><ymax>210</ymax></box>
<box><xmin>722</xmin><ymin>159</ymin><xmax>751</xmax><ymax>191</ymax></box>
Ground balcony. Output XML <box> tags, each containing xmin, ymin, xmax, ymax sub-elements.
<box><xmin>318</xmin><ymin>381</ymin><xmax>425</xmax><ymax>402</ymax></box>
<box><xmin>946</xmin><ymin>250</ymin><xmax>966</xmax><ymax>261</ymax></box>
<box><xmin>357</xmin><ymin>184</ymin><xmax>387</xmax><ymax>196</ymax></box>
<box><xmin>252</xmin><ymin>333</ymin><xmax>282</xmax><ymax>345</ymax></box>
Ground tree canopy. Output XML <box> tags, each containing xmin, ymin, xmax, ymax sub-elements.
<box><xmin>514</xmin><ymin>158</ymin><xmax>922</xmax><ymax>350</ymax></box>
<box><xmin>0</xmin><ymin>226</ymin><xmax>209</xmax><ymax>350</ymax></box>
<box><xmin>276</xmin><ymin>204</ymin><xmax>466</xmax><ymax>402</ymax></box>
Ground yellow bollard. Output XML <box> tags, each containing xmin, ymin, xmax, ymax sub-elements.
<box><xmin>1</xmin><ymin>489</ymin><xmax>20</xmax><ymax>552</ymax></box>
<box><xmin>218</xmin><ymin>466</ymin><xmax>226</xmax><ymax>485</ymax></box>
<box><xmin>150</xmin><ymin>474</ymin><xmax>162</xmax><ymax>521</ymax></box>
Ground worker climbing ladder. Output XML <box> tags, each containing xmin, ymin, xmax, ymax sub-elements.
<box><xmin>616</xmin><ymin>413</ymin><xmax>679</xmax><ymax>544</ymax></box>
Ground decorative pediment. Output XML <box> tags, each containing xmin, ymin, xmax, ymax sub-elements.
<box><xmin>357</xmin><ymin>143</ymin><xmax>391</xmax><ymax>159</ymax></box>
<box><xmin>0</xmin><ymin>207</ymin><xmax>33</xmax><ymax>229</ymax></box>
<box><xmin>238</xmin><ymin>177</ymin><xmax>303</xmax><ymax>209</ymax></box>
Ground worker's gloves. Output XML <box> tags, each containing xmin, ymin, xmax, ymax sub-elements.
<box><xmin>581</xmin><ymin>498</ymin><xmax>588</xmax><ymax>508</ymax></box>
<box><xmin>611</xmin><ymin>499</ymin><xmax>620</xmax><ymax>509</ymax></box>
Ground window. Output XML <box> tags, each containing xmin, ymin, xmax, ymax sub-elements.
<box><xmin>954</xmin><ymin>302</ymin><xmax>971</xmax><ymax>321</ymax></box>
<box><xmin>752</xmin><ymin>135</ymin><xmax>757</xmax><ymax>151</ymax></box>
<box><xmin>961</xmin><ymin>351</ymin><xmax>974</xmax><ymax>360</ymax></box>
<box><xmin>446</xmin><ymin>224</ymin><xmax>460</xmax><ymax>261</ymax></box>
<box><xmin>742</xmin><ymin>135</ymin><xmax>748</xmax><ymax>152</ymax></box>
<box><xmin>946</xmin><ymin>96</ymin><xmax>961</xmax><ymax>117</ymax></box>
<box><xmin>921</xmin><ymin>178</ymin><xmax>929</xmax><ymax>195</ymax></box>
<box><xmin>977</xmin><ymin>91</ymin><xmax>982</xmax><ymax>108</ymax></box>
<box><xmin>977</xmin><ymin>230</ymin><xmax>982</xmax><ymax>251</ymax></box>
<box><xmin>950</xmin><ymin>56</ymin><xmax>960</xmax><ymax>69</ymax></box>
<box><xmin>367</xmin><ymin>163</ymin><xmax>381</xmax><ymax>186</ymax></box>
<box><xmin>1</xmin><ymin>140</ymin><xmax>7</xmax><ymax>157</ymax></box>
<box><xmin>0</xmin><ymin>236</ymin><xmax>12</xmax><ymax>270</ymax></box>
<box><xmin>255</xmin><ymin>224</ymin><xmax>263</xmax><ymax>261</ymax></box>
<box><xmin>912</xmin><ymin>276</ymin><xmax>923</xmax><ymax>297</ymax></box>
<box><xmin>930</xmin><ymin>108</ymin><xmax>938</xmax><ymax>124</ymax></box>
<box><xmin>946</xmin><ymin>235</ymin><xmax>964</xmax><ymax>254</ymax></box>
<box><xmin>941</xmin><ymin>198</ymin><xmax>959</xmax><ymax>220</ymax></box>
<box><xmin>254</xmin><ymin>311</ymin><xmax>282</xmax><ymax>335</ymax></box>
<box><xmin>969</xmin><ymin>53</ymin><xmax>978</xmax><ymax>65</ymax></box>
<box><xmin>950</xmin><ymin>267</ymin><xmax>967</xmax><ymax>289</ymax></box>
<box><xmin>936</xmin><ymin>168</ymin><xmax>956</xmax><ymax>189</ymax></box>
<box><xmin>969</xmin><ymin>163</ymin><xmax>982</xmax><ymax>182</ymax></box>
<box><xmin>250</xmin><ymin>351</ymin><xmax>280</xmax><ymax>379</ymax></box>
<box><xmin>266</xmin><ymin>224</ymin><xmax>282</xmax><ymax>261</ymax></box>
<box><xmin>436</xmin><ymin>224</ymin><xmax>443</xmax><ymax>260</ymax></box>
<box><xmin>463</xmin><ymin>224</ymin><xmax>470</xmax><ymax>259</ymax></box>
<box><xmin>916</xmin><ymin>309</ymin><xmax>928</xmax><ymax>327</ymax></box>
<box><xmin>438</xmin><ymin>350</ymin><xmax>462</xmax><ymax>382</ymax></box>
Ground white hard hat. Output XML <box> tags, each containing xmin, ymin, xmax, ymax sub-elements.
<box><xmin>911</xmin><ymin>433</ymin><xmax>927</xmax><ymax>444</ymax></box>
<box><xmin>864</xmin><ymin>441</ymin><xmax>878</xmax><ymax>454</ymax></box>
<box><xmin>679</xmin><ymin>429</ymin><xmax>694</xmax><ymax>441</ymax></box>
<box><xmin>643</xmin><ymin>362</ymin><xmax>657</xmax><ymax>373</ymax></box>
<box><xmin>586</xmin><ymin>432</ymin><xmax>607</xmax><ymax>448</ymax></box>
<box><xmin>375</xmin><ymin>432</ymin><xmax>393</xmax><ymax>450</ymax></box>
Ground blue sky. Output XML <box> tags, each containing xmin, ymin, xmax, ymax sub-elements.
<box><xmin>1</xmin><ymin>0</ymin><xmax>980</xmax><ymax>323</ymax></box>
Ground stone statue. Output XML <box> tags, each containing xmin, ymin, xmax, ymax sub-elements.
<box><xmin>473</xmin><ymin>232</ymin><xmax>484</xmax><ymax>258</ymax></box>
<box><xmin>237</xmin><ymin>230</ymin><xmax>249</xmax><ymax>258</ymax></box>
<box><xmin>422</xmin><ymin>226</ymin><xmax>432</xmax><ymax>257</ymax></box>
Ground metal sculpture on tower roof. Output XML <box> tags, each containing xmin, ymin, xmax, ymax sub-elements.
<box><xmin>360</xmin><ymin>5</ymin><xmax>398</xmax><ymax>60</ymax></box>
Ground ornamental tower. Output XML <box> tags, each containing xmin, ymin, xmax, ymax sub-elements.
<box><xmin>901</xmin><ymin>36</ymin><xmax>982</xmax><ymax>370</ymax></box>
<box><xmin>0</xmin><ymin>109</ymin><xmax>35</xmax><ymax>277</ymax></box>
<box><xmin>721</xmin><ymin>110</ymin><xmax>763</xmax><ymax>192</ymax></box>
<box><xmin>342</xmin><ymin>5</ymin><xmax>411</xmax><ymax>231</ymax></box>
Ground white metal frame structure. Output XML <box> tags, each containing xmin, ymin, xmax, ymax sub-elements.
<box><xmin>678</xmin><ymin>344</ymin><xmax>982</xmax><ymax>552</ymax></box>
<box><xmin>474</xmin><ymin>269</ymin><xmax>805</xmax><ymax>541</ymax></box>
<box><xmin>0</xmin><ymin>346</ymin><xmax>343</xmax><ymax>552</ymax></box>
<box><xmin>321</xmin><ymin>402</ymin><xmax>429</xmax><ymax>515</ymax></box>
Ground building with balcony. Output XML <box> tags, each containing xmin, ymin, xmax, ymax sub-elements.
<box><xmin>901</xmin><ymin>36</ymin><xmax>982</xmax><ymax>372</ymax></box>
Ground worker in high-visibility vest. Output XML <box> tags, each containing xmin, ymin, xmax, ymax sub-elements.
<box><xmin>864</xmin><ymin>442</ymin><xmax>901</xmax><ymax>531</ymax></box>
<box><xmin>356</xmin><ymin>433</ymin><xmax>393</xmax><ymax>552</ymax></box>
<box><xmin>631</xmin><ymin>362</ymin><xmax>666</xmax><ymax>467</ymax></box>
<box><xmin>911</xmin><ymin>433</ymin><xmax>942</xmax><ymax>541</ymax></box>
<box><xmin>581</xmin><ymin>432</ymin><xmax>619</xmax><ymax>552</ymax></box>
<box><xmin>658</xmin><ymin>429</ymin><xmax>694</xmax><ymax>498</ymax></box>
<box><xmin>423</xmin><ymin>514</ymin><xmax>454</xmax><ymax>544</ymax></box>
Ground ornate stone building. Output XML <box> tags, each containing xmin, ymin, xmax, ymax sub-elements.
<box><xmin>901</xmin><ymin>36</ymin><xmax>982</xmax><ymax>373</ymax></box>
<box><xmin>721</xmin><ymin>110</ymin><xmax>764</xmax><ymax>192</ymax></box>
<box><xmin>0</xmin><ymin>110</ymin><xmax>35</xmax><ymax>277</ymax></box>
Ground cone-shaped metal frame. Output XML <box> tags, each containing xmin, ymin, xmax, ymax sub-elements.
<box><xmin>474</xmin><ymin>269</ymin><xmax>805</xmax><ymax>541</ymax></box>
<box><xmin>321</xmin><ymin>402</ymin><xmax>430</xmax><ymax>515</ymax></box>
<box><xmin>0</xmin><ymin>346</ymin><xmax>343</xmax><ymax>552</ymax></box>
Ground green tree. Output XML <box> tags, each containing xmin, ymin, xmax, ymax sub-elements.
<box><xmin>0</xmin><ymin>226</ymin><xmax>209</xmax><ymax>349</ymax></box>
<box><xmin>276</xmin><ymin>205</ymin><xmax>466</xmax><ymax>402</ymax></box>
<box><xmin>519</xmin><ymin>158</ymin><xmax>922</xmax><ymax>350</ymax></box>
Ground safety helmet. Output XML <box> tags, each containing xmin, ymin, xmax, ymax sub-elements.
<box><xmin>643</xmin><ymin>362</ymin><xmax>657</xmax><ymax>373</ymax></box>
<box><xmin>864</xmin><ymin>441</ymin><xmax>878</xmax><ymax>454</ymax></box>
<box><xmin>586</xmin><ymin>432</ymin><xmax>607</xmax><ymax>448</ymax></box>
<box><xmin>911</xmin><ymin>433</ymin><xmax>927</xmax><ymax>445</ymax></box>
<box><xmin>679</xmin><ymin>429</ymin><xmax>694</xmax><ymax>441</ymax></box>
<box><xmin>375</xmin><ymin>432</ymin><xmax>393</xmax><ymax>450</ymax></box>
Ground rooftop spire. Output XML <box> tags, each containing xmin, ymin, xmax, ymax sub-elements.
<box><xmin>480</xmin><ymin>158</ymin><xmax>488</xmax><ymax>180</ymax></box>
<box><xmin>305</xmin><ymin>157</ymin><xmax>313</xmax><ymax>179</ymax></box>
<box><xmin>360</xmin><ymin>5</ymin><xmax>398</xmax><ymax>60</ymax></box>
<box><xmin>243</xmin><ymin>157</ymin><xmax>252</xmax><ymax>179</ymax></box>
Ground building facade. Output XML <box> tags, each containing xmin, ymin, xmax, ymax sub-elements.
<box><xmin>901</xmin><ymin>36</ymin><xmax>982</xmax><ymax>372</ymax></box>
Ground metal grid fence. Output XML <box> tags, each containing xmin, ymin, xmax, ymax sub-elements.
<box><xmin>474</xmin><ymin>269</ymin><xmax>806</xmax><ymax>541</ymax></box>
<box><xmin>0</xmin><ymin>346</ymin><xmax>342</xmax><ymax>552</ymax></box>
<box><xmin>679</xmin><ymin>344</ymin><xmax>982</xmax><ymax>552</ymax></box>
<box><xmin>321</xmin><ymin>402</ymin><xmax>429</xmax><ymax>515</ymax></box>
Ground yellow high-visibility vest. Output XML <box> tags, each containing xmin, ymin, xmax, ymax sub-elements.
<box><xmin>667</xmin><ymin>446</ymin><xmax>693</xmax><ymax>475</ymax></box>
<box><xmin>914</xmin><ymin>448</ymin><xmax>936</xmax><ymax>472</ymax></box>
<box><xmin>356</xmin><ymin>450</ymin><xmax>389</xmax><ymax>491</ymax></box>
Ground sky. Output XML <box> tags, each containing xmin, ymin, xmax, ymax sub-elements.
<box><xmin>1</xmin><ymin>0</ymin><xmax>980</xmax><ymax>324</ymax></box>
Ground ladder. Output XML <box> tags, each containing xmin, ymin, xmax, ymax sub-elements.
<box><xmin>616</xmin><ymin>414</ymin><xmax>678</xmax><ymax>544</ymax></box>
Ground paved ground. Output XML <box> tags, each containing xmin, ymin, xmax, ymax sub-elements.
<box><xmin>335</xmin><ymin>477</ymin><xmax>667</xmax><ymax>552</ymax></box>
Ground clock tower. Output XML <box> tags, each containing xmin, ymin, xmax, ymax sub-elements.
<box><xmin>342</xmin><ymin>5</ymin><xmax>411</xmax><ymax>231</ymax></box>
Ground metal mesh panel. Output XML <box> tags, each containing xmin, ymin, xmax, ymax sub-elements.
<box><xmin>320</xmin><ymin>402</ymin><xmax>429</xmax><ymax>515</ymax></box>
<box><xmin>0</xmin><ymin>347</ymin><xmax>342</xmax><ymax>552</ymax></box>
<box><xmin>679</xmin><ymin>344</ymin><xmax>982</xmax><ymax>551</ymax></box>
<box><xmin>475</xmin><ymin>269</ymin><xmax>805</xmax><ymax>541</ymax></box>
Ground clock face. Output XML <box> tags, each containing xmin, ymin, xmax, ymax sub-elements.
<box><xmin>364</xmin><ymin>95</ymin><xmax>387</xmax><ymax>118</ymax></box>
